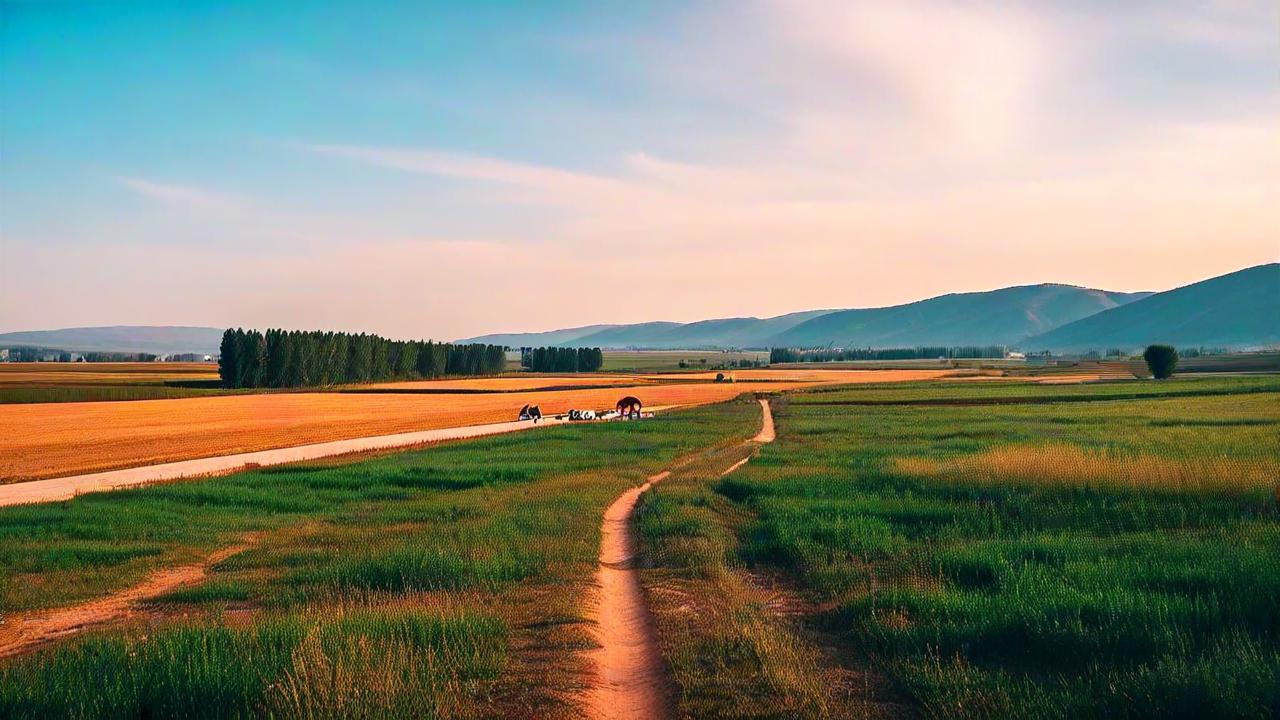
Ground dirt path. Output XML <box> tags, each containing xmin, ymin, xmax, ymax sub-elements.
<box><xmin>0</xmin><ymin>541</ymin><xmax>252</xmax><ymax>658</ymax></box>
<box><xmin>0</xmin><ymin>408</ymin><xmax>683</xmax><ymax>509</ymax></box>
<box><xmin>586</xmin><ymin>398</ymin><xmax>775</xmax><ymax>719</ymax></box>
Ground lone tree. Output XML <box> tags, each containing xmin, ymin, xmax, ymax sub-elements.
<box><xmin>1143</xmin><ymin>344</ymin><xmax>1178</xmax><ymax>379</ymax></box>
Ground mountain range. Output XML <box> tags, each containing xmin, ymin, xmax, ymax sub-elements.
<box><xmin>462</xmin><ymin>264</ymin><xmax>1276</xmax><ymax>351</ymax></box>
<box><xmin>0</xmin><ymin>326</ymin><xmax>225</xmax><ymax>355</ymax></box>
<box><xmin>1025</xmin><ymin>263</ymin><xmax>1278</xmax><ymax>350</ymax></box>
<box><xmin>3</xmin><ymin>264</ymin><xmax>1274</xmax><ymax>355</ymax></box>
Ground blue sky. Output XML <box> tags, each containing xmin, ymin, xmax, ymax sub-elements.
<box><xmin>2</xmin><ymin>1</ymin><xmax>1276</xmax><ymax>338</ymax></box>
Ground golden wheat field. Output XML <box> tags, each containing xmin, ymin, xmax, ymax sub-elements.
<box><xmin>363</xmin><ymin>375</ymin><xmax>661</xmax><ymax>391</ymax></box>
<box><xmin>0</xmin><ymin>362</ymin><xmax>220</xmax><ymax>385</ymax></box>
<box><xmin>0</xmin><ymin>379</ymin><xmax>841</xmax><ymax>482</ymax></box>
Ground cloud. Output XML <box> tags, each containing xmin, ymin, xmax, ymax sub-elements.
<box><xmin>115</xmin><ymin>176</ymin><xmax>246</xmax><ymax>213</ymax></box>
<box><xmin>18</xmin><ymin>1</ymin><xmax>1272</xmax><ymax>337</ymax></box>
<box><xmin>767</xmin><ymin>0</ymin><xmax>1053</xmax><ymax>157</ymax></box>
<box><xmin>300</xmin><ymin>143</ymin><xmax>644</xmax><ymax>207</ymax></box>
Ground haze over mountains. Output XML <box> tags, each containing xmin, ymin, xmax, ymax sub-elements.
<box><xmin>3</xmin><ymin>265</ymin><xmax>1274</xmax><ymax>355</ymax></box>
<box><xmin>463</xmin><ymin>287</ymin><xmax>1147</xmax><ymax>350</ymax></box>
<box><xmin>463</xmin><ymin>264</ymin><xmax>1277</xmax><ymax>351</ymax></box>
<box><xmin>0</xmin><ymin>326</ymin><xmax>225</xmax><ymax>355</ymax></box>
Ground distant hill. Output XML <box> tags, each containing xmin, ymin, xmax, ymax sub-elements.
<box><xmin>460</xmin><ymin>284</ymin><xmax>1150</xmax><ymax>349</ymax></box>
<box><xmin>458</xmin><ymin>310</ymin><xmax>837</xmax><ymax>349</ymax></box>
<box><xmin>454</xmin><ymin>324</ymin><xmax>623</xmax><ymax>348</ymax></box>
<box><xmin>771</xmin><ymin>285</ymin><xmax>1151</xmax><ymax>348</ymax></box>
<box><xmin>0</xmin><ymin>326</ymin><xmax>224</xmax><ymax>355</ymax></box>
<box><xmin>1025</xmin><ymin>264</ymin><xmax>1279</xmax><ymax>351</ymax></box>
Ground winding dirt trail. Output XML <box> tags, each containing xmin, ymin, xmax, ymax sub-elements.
<box><xmin>0</xmin><ymin>541</ymin><xmax>252</xmax><ymax>658</ymax></box>
<box><xmin>586</xmin><ymin>398</ymin><xmax>775</xmax><ymax>720</ymax></box>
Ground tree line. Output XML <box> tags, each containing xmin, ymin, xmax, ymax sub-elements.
<box><xmin>770</xmin><ymin>346</ymin><xmax>1007</xmax><ymax>363</ymax></box>
<box><xmin>218</xmin><ymin>328</ymin><xmax>507</xmax><ymax>388</ymax></box>
<box><xmin>520</xmin><ymin>346</ymin><xmax>604</xmax><ymax>373</ymax></box>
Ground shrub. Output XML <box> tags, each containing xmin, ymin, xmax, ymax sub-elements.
<box><xmin>1143</xmin><ymin>345</ymin><xmax>1179</xmax><ymax>379</ymax></box>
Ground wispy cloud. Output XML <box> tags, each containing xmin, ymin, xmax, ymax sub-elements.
<box><xmin>300</xmin><ymin>143</ymin><xmax>642</xmax><ymax>207</ymax></box>
<box><xmin>115</xmin><ymin>176</ymin><xmax>245</xmax><ymax>213</ymax></box>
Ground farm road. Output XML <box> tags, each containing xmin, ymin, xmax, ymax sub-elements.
<box><xmin>585</xmin><ymin>398</ymin><xmax>775</xmax><ymax>720</ymax></box>
<box><xmin>0</xmin><ymin>409</ymin><xmax>674</xmax><ymax>508</ymax></box>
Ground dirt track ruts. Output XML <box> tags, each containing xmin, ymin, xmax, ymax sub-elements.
<box><xmin>585</xmin><ymin>399</ymin><xmax>775</xmax><ymax>719</ymax></box>
<box><xmin>0</xmin><ymin>541</ymin><xmax>254</xmax><ymax>658</ymax></box>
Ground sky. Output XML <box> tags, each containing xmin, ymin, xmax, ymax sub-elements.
<box><xmin>2</xmin><ymin>0</ymin><xmax>1277</xmax><ymax>340</ymax></box>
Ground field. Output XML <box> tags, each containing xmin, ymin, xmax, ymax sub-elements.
<box><xmin>1</xmin><ymin>373</ymin><xmax>1276</xmax><ymax>718</ymax></box>
<box><xmin>0</xmin><ymin>400</ymin><xmax>760</xmax><ymax>717</ymax></box>
<box><xmin>635</xmin><ymin>377</ymin><xmax>1280</xmax><ymax>718</ymax></box>
<box><xmin>600</xmin><ymin>350</ymin><xmax>771</xmax><ymax>372</ymax></box>
<box><xmin>0</xmin><ymin>362</ymin><xmax>219</xmax><ymax>384</ymax></box>
<box><xmin>0</xmin><ymin>369</ymin><xmax>953</xmax><ymax>482</ymax></box>
<box><xmin>0</xmin><ymin>362</ymin><xmax>225</xmax><ymax>403</ymax></box>
<box><xmin>364</xmin><ymin>375</ymin><xmax>662</xmax><ymax>391</ymax></box>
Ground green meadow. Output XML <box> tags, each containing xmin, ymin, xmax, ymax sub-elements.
<box><xmin>0</xmin><ymin>401</ymin><xmax>758</xmax><ymax>718</ymax></box>
<box><xmin>2</xmin><ymin>375</ymin><xmax>1277</xmax><ymax>718</ymax></box>
<box><xmin>639</xmin><ymin>378</ymin><xmax>1280</xmax><ymax>718</ymax></box>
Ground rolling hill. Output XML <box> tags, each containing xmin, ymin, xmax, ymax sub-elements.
<box><xmin>771</xmin><ymin>285</ymin><xmax>1151</xmax><ymax>348</ymax></box>
<box><xmin>453</xmin><ymin>324</ymin><xmax>623</xmax><ymax>349</ymax></box>
<box><xmin>458</xmin><ymin>310</ymin><xmax>838</xmax><ymax>349</ymax></box>
<box><xmin>0</xmin><ymin>326</ymin><xmax>224</xmax><ymax>355</ymax></box>
<box><xmin>459</xmin><ymin>285</ymin><xmax>1153</xmax><ymax>349</ymax></box>
<box><xmin>1025</xmin><ymin>263</ymin><xmax>1279</xmax><ymax>351</ymax></box>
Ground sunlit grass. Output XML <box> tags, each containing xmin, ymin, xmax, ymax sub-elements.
<box><xmin>0</xmin><ymin>399</ymin><xmax>760</xmax><ymax>718</ymax></box>
<box><xmin>895</xmin><ymin>442</ymin><xmax>1280</xmax><ymax>495</ymax></box>
<box><xmin>641</xmin><ymin>380</ymin><xmax>1280</xmax><ymax>718</ymax></box>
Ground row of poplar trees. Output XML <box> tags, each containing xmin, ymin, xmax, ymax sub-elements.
<box><xmin>521</xmin><ymin>346</ymin><xmax>604</xmax><ymax>373</ymax></box>
<box><xmin>218</xmin><ymin>328</ymin><xmax>507</xmax><ymax>389</ymax></box>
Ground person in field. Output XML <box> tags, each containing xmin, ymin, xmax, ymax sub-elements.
<box><xmin>616</xmin><ymin>396</ymin><xmax>642</xmax><ymax>419</ymax></box>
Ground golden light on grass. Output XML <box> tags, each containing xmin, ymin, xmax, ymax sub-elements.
<box><xmin>895</xmin><ymin>444</ymin><xmax>1280</xmax><ymax>494</ymax></box>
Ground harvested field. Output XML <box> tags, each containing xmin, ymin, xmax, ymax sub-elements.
<box><xmin>364</xmin><ymin>374</ymin><xmax>661</xmax><ymax>392</ymax></box>
<box><xmin>0</xmin><ymin>380</ymin><xmax>814</xmax><ymax>482</ymax></box>
<box><xmin>0</xmin><ymin>362</ymin><xmax>219</xmax><ymax>385</ymax></box>
<box><xmin>0</xmin><ymin>362</ymin><xmax>227</xmax><ymax>404</ymax></box>
<box><xmin>0</xmin><ymin>370</ymin><xmax>945</xmax><ymax>482</ymax></box>
<box><xmin>641</xmin><ymin>369</ymin><xmax>960</xmax><ymax>383</ymax></box>
<box><xmin>601</xmin><ymin>350</ymin><xmax>770</xmax><ymax>372</ymax></box>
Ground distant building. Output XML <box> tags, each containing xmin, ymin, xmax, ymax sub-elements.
<box><xmin>1006</xmin><ymin>351</ymin><xmax>1026</xmax><ymax>360</ymax></box>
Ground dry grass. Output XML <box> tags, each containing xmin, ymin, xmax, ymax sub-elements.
<box><xmin>365</xmin><ymin>375</ymin><xmax>659</xmax><ymax>391</ymax></box>
<box><xmin>895</xmin><ymin>443</ymin><xmax>1280</xmax><ymax>494</ymax></box>
<box><xmin>640</xmin><ymin>369</ymin><xmax>960</xmax><ymax>383</ymax></box>
<box><xmin>0</xmin><ymin>381</ymin><xmax>812</xmax><ymax>482</ymax></box>
<box><xmin>0</xmin><ymin>362</ymin><xmax>219</xmax><ymax>385</ymax></box>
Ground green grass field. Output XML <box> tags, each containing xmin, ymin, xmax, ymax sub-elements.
<box><xmin>0</xmin><ymin>400</ymin><xmax>758</xmax><ymax>718</ymax></box>
<box><xmin>638</xmin><ymin>378</ymin><xmax>1280</xmax><ymax>718</ymax></box>
<box><xmin>2</xmin><ymin>375</ymin><xmax>1277</xmax><ymax>718</ymax></box>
